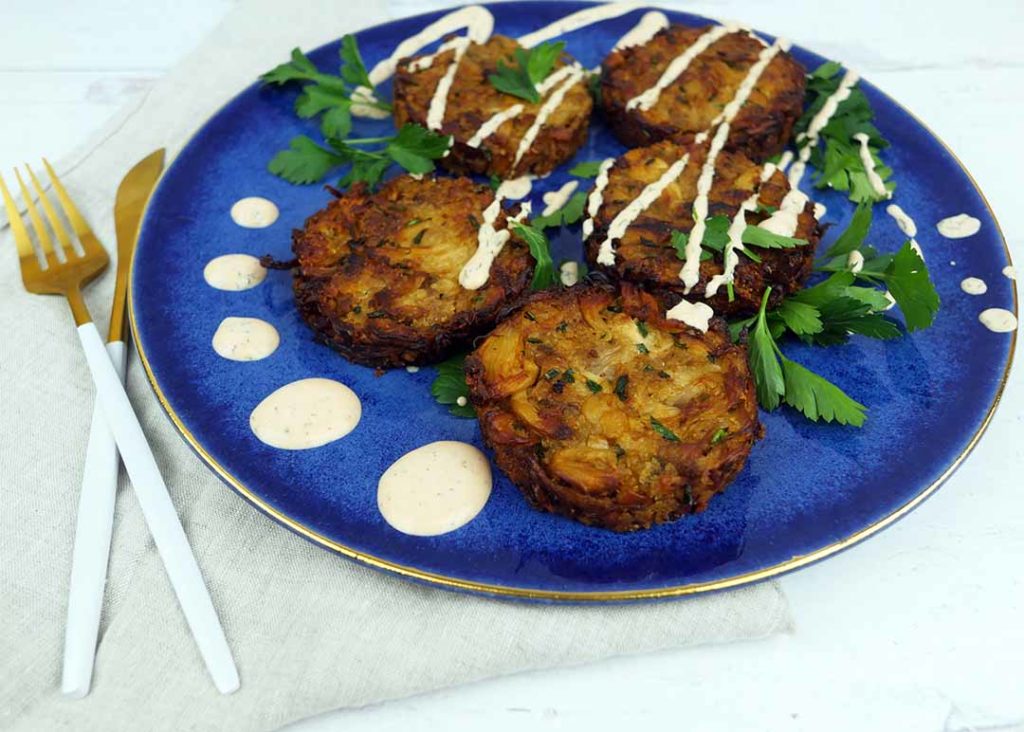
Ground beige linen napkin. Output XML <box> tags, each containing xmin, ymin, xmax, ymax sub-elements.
<box><xmin>0</xmin><ymin>1</ymin><xmax>791</xmax><ymax>729</ymax></box>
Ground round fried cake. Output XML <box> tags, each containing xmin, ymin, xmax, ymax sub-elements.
<box><xmin>393</xmin><ymin>34</ymin><xmax>592</xmax><ymax>178</ymax></box>
<box><xmin>464</xmin><ymin>283</ymin><xmax>762</xmax><ymax>532</ymax></box>
<box><xmin>600</xmin><ymin>24</ymin><xmax>805</xmax><ymax>161</ymax></box>
<box><xmin>583</xmin><ymin>140</ymin><xmax>820</xmax><ymax>317</ymax></box>
<box><xmin>291</xmin><ymin>175</ymin><xmax>533</xmax><ymax>369</ymax></box>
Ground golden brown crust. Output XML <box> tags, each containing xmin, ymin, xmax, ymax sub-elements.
<box><xmin>465</xmin><ymin>283</ymin><xmax>762</xmax><ymax>532</ymax></box>
<box><xmin>291</xmin><ymin>175</ymin><xmax>533</xmax><ymax>368</ymax></box>
<box><xmin>600</xmin><ymin>25</ymin><xmax>805</xmax><ymax>161</ymax></box>
<box><xmin>393</xmin><ymin>35</ymin><xmax>592</xmax><ymax>178</ymax></box>
<box><xmin>583</xmin><ymin>140</ymin><xmax>820</xmax><ymax>317</ymax></box>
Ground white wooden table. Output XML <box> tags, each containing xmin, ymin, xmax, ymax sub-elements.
<box><xmin>5</xmin><ymin>1</ymin><xmax>1021</xmax><ymax>729</ymax></box>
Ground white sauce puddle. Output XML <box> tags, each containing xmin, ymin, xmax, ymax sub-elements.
<box><xmin>1003</xmin><ymin>265</ymin><xmax>1016</xmax><ymax>280</ymax></box>
<box><xmin>886</xmin><ymin>203</ymin><xmax>924</xmax><ymax>258</ymax></box>
<box><xmin>853</xmin><ymin>133</ymin><xmax>889</xmax><ymax>199</ymax></box>
<box><xmin>936</xmin><ymin>213</ymin><xmax>981</xmax><ymax>239</ymax></box>
<box><xmin>666</xmin><ymin>298</ymin><xmax>714</xmax><ymax>332</ymax></box>
<box><xmin>377</xmin><ymin>441</ymin><xmax>492</xmax><ymax>536</ymax></box>
<box><xmin>560</xmin><ymin>260</ymin><xmax>580</xmax><ymax>286</ymax></box>
<box><xmin>212</xmin><ymin>317</ymin><xmax>280</xmax><ymax>361</ymax></box>
<box><xmin>979</xmin><ymin>308</ymin><xmax>1018</xmax><ymax>333</ymax></box>
<box><xmin>203</xmin><ymin>254</ymin><xmax>267</xmax><ymax>291</ymax></box>
<box><xmin>626</xmin><ymin>23</ymin><xmax>736</xmax><ymax>112</ymax></box>
<box><xmin>250</xmin><ymin>378</ymin><xmax>361</xmax><ymax>450</ymax></box>
<box><xmin>541</xmin><ymin>180</ymin><xmax>579</xmax><ymax>216</ymax></box>
<box><xmin>517</xmin><ymin>2</ymin><xmax>640</xmax><ymax>48</ymax></box>
<box><xmin>960</xmin><ymin>277</ymin><xmax>987</xmax><ymax>295</ymax></box>
<box><xmin>230</xmin><ymin>197</ymin><xmax>279</xmax><ymax>228</ymax></box>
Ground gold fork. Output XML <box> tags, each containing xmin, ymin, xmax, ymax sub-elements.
<box><xmin>1</xmin><ymin>163</ymin><xmax>239</xmax><ymax>695</ymax></box>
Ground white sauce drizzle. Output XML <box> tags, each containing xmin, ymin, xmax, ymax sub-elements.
<box><xmin>203</xmin><ymin>254</ymin><xmax>266</xmax><ymax>291</ymax></box>
<box><xmin>847</xmin><ymin>250</ymin><xmax>865</xmax><ymax>274</ymax></box>
<box><xmin>377</xmin><ymin>441</ymin><xmax>492</xmax><ymax>537</ymax></box>
<box><xmin>517</xmin><ymin>2</ymin><xmax>640</xmax><ymax>48</ymax></box>
<box><xmin>350</xmin><ymin>86</ymin><xmax>390</xmax><ymax>119</ymax></box>
<box><xmin>510</xmin><ymin>65</ymin><xmax>586</xmax><ymax>173</ymax></box>
<box><xmin>498</xmin><ymin>174</ymin><xmax>533</xmax><ymax>200</ymax></box>
<box><xmin>541</xmin><ymin>180</ymin><xmax>579</xmax><ymax>216</ymax></box>
<box><xmin>680</xmin><ymin>39</ymin><xmax>790</xmax><ymax>291</ymax></box>
<box><xmin>626</xmin><ymin>24</ymin><xmax>736</xmax><ymax>112</ymax></box>
<box><xmin>597</xmin><ymin>152</ymin><xmax>691</xmax><ymax>266</ymax></box>
<box><xmin>459</xmin><ymin>180</ymin><xmax>532</xmax><ymax>290</ymax></box>
<box><xmin>705</xmin><ymin>191</ymin><xmax>758</xmax><ymax>298</ymax></box>
<box><xmin>612</xmin><ymin>11</ymin><xmax>669</xmax><ymax>51</ymax></box>
<box><xmin>758</xmin><ymin>188</ymin><xmax>808</xmax><ymax>238</ymax></box>
<box><xmin>776</xmin><ymin>150</ymin><xmax>794</xmax><ymax>172</ymax></box>
<box><xmin>788</xmin><ymin>69</ymin><xmax>859</xmax><ymax>187</ymax></box>
<box><xmin>1003</xmin><ymin>265</ymin><xmax>1016</xmax><ymax>280</ymax></box>
<box><xmin>960</xmin><ymin>277</ymin><xmax>987</xmax><ymax>295</ymax></box>
<box><xmin>936</xmin><ymin>213</ymin><xmax>981</xmax><ymax>239</ymax></box>
<box><xmin>212</xmin><ymin>317</ymin><xmax>280</xmax><ymax>362</ymax></box>
<box><xmin>979</xmin><ymin>308</ymin><xmax>1018</xmax><ymax>333</ymax></box>
<box><xmin>886</xmin><ymin>203</ymin><xmax>924</xmax><ymax>257</ymax></box>
<box><xmin>405</xmin><ymin>365</ymin><xmax>420</xmax><ymax>373</ymax></box>
<box><xmin>559</xmin><ymin>260</ymin><xmax>580</xmax><ymax>286</ymax></box>
<box><xmin>250</xmin><ymin>378</ymin><xmax>361</xmax><ymax>450</ymax></box>
<box><xmin>466</xmin><ymin>104</ymin><xmax>524</xmax><ymax>148</ymax></box>
<box><xmin>425</xmin><ymin>37</ymin><xmax>472</xmax><ymax>130</ymax></box>
<box><xmin>665</xmin><ymin>298</ymin><xmax>715</xmax><ymax>332</ymax></box>
<box><xmin>230</xmin><ymin>197</ymin><xmax>278</xmax><ymax>228</ymax></box>
<box><xmin>853</xmin><ymin>132</ymin><xmax>890</xmax><ymax>199</ymax></box>
<box><xmin>582</xmin><ymin>158</ymin><xmax>615</xmax><ymax>239</ymax></box>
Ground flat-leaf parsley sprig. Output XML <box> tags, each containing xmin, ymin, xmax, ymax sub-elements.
<box><xmin>796</xmin><ymin>61</ymin><xmax>894</xmax><ymax>203</ymax></box>
<box><xmin>430</xmin><ymin>353</ymin><xmax>475</xmax><ymax>418</ymax></box>
<box><xmin>261</xmin><ymin>36</ymin><xmax>451</xmax><ymax>188</ymax></box>
<box><xmin>488</xmin><ymin>41</ymin><xmax>565</xmax><ymax>103</ymax></box>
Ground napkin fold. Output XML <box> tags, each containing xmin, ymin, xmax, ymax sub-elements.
<box><xmin>0</xmin><ymin>1</ymin><xmax>790</xmax><ymax>729</ymax></box>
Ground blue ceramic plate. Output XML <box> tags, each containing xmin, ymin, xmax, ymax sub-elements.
<box><xmin>130</xmin><ymin>2</ymin><xmax>1017</xmax><ymax>601</ymax></box>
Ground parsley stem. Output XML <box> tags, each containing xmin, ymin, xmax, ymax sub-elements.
<box><xmin>344</xmin><ymin>136</ymin><xmax>393</xmax><ymax>145</ymax></box>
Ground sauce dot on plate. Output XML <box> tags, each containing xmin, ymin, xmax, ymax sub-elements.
<box><xmin>204</xmin><ymin>254</ymin><xmax>267</xmax><ymax>291</ymax></box>
<box><xmin>377</xmin><ymin>441</ymin><xmax>492</xmax><ymax>536</ymax></box>
<box><xmin>250</xmin><ymin>378</ymin><xmax>361</xmax><ymax>450</ymax></box>
<box><xmin>960</xmin><ymin>277</ymin><xmax>987</xmax><ymax>295</ymax></box>
<box><xmin>979</xmin><ymin>308</ymin><xmax>1018</xmax><ymax>334</ymax></box>
<box><xmin>936</xmin><ymin>213</ymin><xmax>980</xmax><ymax>239</ymax></box>
<box><xmin>212</xmin><ymin>317</ymin><xmax>279</xmax><ymax>361</ymax></box>
<box><xmin>231</xmin><ymin>197</ymin><xmax>279</xmax><ymax>228</ymax></box>
<box><xmin>1003</xmin><ymin>265</ymin><xmax>1017</xmax><ymax>280</ymax></box>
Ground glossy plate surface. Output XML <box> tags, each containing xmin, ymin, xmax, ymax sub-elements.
<box><xmin>130</xmin><ymin>2</ymin><xmax>1016</xmax><ymax>600</ymax></box>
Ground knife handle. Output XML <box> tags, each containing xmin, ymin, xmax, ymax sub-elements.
<box><xmin>62</xmin><ymin>340</ymin><xmax>126</xmax><ymax>698</ymax></box>
<box><xmin>75</xmin><ymin>323</ymin><xmax>239</xmax><ymax>694</ymax></box>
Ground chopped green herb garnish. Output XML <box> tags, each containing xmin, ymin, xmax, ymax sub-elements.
<box><xmin>636</xmin><ymin>343</ymin><xmax>649</xmax><ymax>354</ymax></box>
<box><xmin>585</xmin><ymin>379</ymin><xmax>603</xmax><ymax>393</ymax></box>
<box><xmin>710</xmin><ymin>427</ymin><xmax>729</xmax><ymax>445</ymax></box>
<box><xmin>524</xmin><ymin>311</ymin><xmax>536</xmax><ymax>321</ymax></box>
<box><xmin>544</xmin><ymin>368</ymin><xmax>560</xmax><ymax>380</ymax></box>
<box><xmin>487</xmin><ymin>41</ymin><xmax>565</xmax><ymax>103</ymax></box>
<box><xmin>650</xmin><ymin>418</ymin><xmax>680</xmax><ymax>442</ymax></box>
<box><xmin>568</xmin><ymin>161</ymin><xmax>603</xmax><ymax>178</ymax></box>
<box><xmin>556</xmin><ymin>321</ymin><xmax>569</xmax><ymax>333</ymax></box>
<box><xmin>512</xmin><ymin>223</ymin><xmax>559</xmax><ymax>290</ymax></box>
<box><xmin>561</xmin><ymin>368</ymin><xmax>576</xmax><ymax>384</ymax></box>
<box><xmin>636</xmin><ymin>320</ymin><xmax>649</xmax><ymax>338</ymax></box>
<box><xmin>412</xmin><ymin>228</ymin><xmax>427</xmax><ymax>245</ymax></box>
<box><xmin>527</xmin><ymin>337</ymin><xmax>543</xmax><ymax>344</ymax></box>
<box><xmin>613</xmin><ymin>375</ymin><xmax>629</xmax><ymax>401</ymax></box>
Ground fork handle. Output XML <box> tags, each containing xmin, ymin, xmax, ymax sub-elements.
<box><xmin>75</xmin><ymin>323</ymin><xmax>240</xmax><ymax>695</ymax></box>
<box><xmin>61</xmin><ymin>340</ymin><xmax>126</xmax><ymax>699</ymax></box>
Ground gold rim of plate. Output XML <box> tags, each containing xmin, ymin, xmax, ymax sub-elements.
<box><xmin>126</xmin><ymin>47</ymin><xmax>1018</xmax><ymax>602</ymax></box>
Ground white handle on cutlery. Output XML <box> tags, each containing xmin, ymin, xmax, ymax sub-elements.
<box><xmin>74</xmin><ymin>322</ymin><xmax>240</xmax><ymax>695</ymax></box>
<box><xmin>62</xmin><ymin>339</ymin><xmax>127</xmax><ymax>699</ymax></box>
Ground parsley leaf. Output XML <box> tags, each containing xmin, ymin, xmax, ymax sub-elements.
<box><xmin>531</xmin><ymin>190</ymin><xmax>587</xmax><ymax>229</ymax></box>
<box><xmin>430</xmin><ymin>353</ymin><xmax>475</xmax><ymax>418</ymax></box>
<box><xmin>268</xmin><ymin>135</ymin><xmax>346</xmax><ymax>184</ymax></box>
<box><xmin>878</xmin><ymin>242</ymin><xmax>940</xmax><ymax>331</ymax></box>
<box><xmin>261</xmin><ymin>48</ymin><xmax>320</xmax><ymax>85</ymax></box>
<box><xmin>748</xmin><ymin>291</ymin><xmax>786</xmax><ymax>410</ymax></box>
<box><xmin>339</xmin><ymin>34</ymin><xmax>373</xmax><ymax>89</ymax></box>
<box><xmin>672</xmin><ymin>218</ymin><xmax>763</xmax><ymax>264</ymax></box>
<box><xmin>488</xmin><ymin>41</ymin><xmax>565</xmax><ymax>103</ymax></box>
<box><xmin>775</xmin><ymin>299</ymin><xmax>823</xmax><ymax>336</ymax></box>
<box><xmin>741</xmin><ymin>226</ymin><xmax>808</xmax><ymax>249</ymax></box>
<box><xmin>823</xmin><ymin>200</ymin><xmax>872</xmax><ymax>258</ymax></box>
<box><xmin>513</xmin><ymin>223</ymin><xmax>559</xmax><ymax>290</ymax></box>
<box><xmin>386</xmin><ymin>124</ymin><xmax>452</xmax><ymax>174</ymax></box>
<box><xmin>780</xmin><ymin>357</ymin><xmax>866</xmax><ymax>426</ymax></box>
<box><xmin>569</xmin><ymin>161</ymin><xmax>603</xmax><ymax>178</ymax></box>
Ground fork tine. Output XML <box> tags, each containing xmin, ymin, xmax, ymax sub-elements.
<box><xmin>14</xmin><ymin>170</ymin><xmax>59</xmax><ymax>262</ymax></box>
<box><xmin>0</xmin><ymin>174</ymin><xmax>41</xmax><ymax>268</ymax></box>
<box><xmin>26</xmin><ymin>164</ymin><xmax>76</xmax><ymax>259</ymax></box>
<box><xmin>42</xmin><ymin>158</ymin><xmax>102</xmax><ymax>256</ymax></box>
